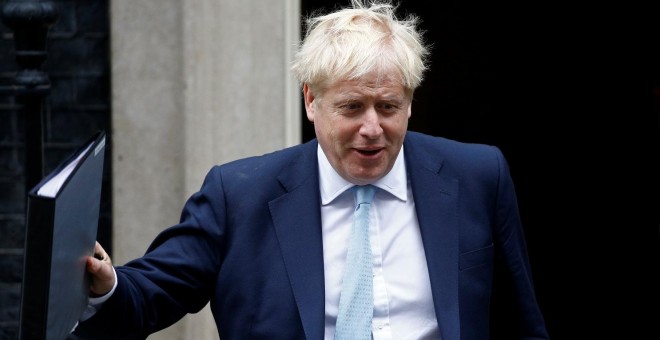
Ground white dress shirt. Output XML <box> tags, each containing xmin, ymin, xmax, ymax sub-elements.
<box><xmin>318</xmin><ymin>145</ymin><xmax>440</xmax><ymax>340</ymax></box>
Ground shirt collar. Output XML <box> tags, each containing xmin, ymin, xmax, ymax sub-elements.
<box><xmin>317</xmin><ymin>144</ymin><xmax>408</xmax><ymax>205</ymax></box>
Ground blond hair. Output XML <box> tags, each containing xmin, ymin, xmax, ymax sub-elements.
<box><xmin>291</xmin><ymin>0</ymin><xmax>430</xmax><ymax>94</ymax></box>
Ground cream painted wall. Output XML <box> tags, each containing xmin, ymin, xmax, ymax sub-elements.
<box><xmin>110</xmin><ymin>1</ymin><xmax>300</xmax><ymax>338</ymax></box>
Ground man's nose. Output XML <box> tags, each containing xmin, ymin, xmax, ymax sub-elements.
<box><xmin>359</xmin><ymin>108</ymin><xmax>383</xmax><ymax>138</ymax></box>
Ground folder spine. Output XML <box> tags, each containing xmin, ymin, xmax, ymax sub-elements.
<box><xmin>19</xmin><ymin>196</ymin><xmax>55</xmax><ymax>339</ymax></box>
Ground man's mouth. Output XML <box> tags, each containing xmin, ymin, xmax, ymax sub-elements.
<box><xmin>356</xmin><ymin>148</ymin><xmax>381</xmax><ymax>156</ymax></box>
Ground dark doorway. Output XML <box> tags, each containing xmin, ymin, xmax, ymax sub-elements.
<box><xmin>300</xmin><ymin>1</ymin><xmax>660</xmax><ymax>339</ymax></box>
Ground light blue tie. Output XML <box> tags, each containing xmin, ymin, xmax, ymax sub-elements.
<box><xmin>335</xmin><ymin>184</ymin><xmax>377</xmax><ymax>340</ymax></box>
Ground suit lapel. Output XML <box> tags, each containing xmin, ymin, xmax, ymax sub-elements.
<box><xmin>267</xmin><ymin>136</ymin><xmax>462</xmax><ymax>340</ymax></box>
<box><xmin>269</xmin><ymin>141</ymin><xmax>325</xmax><ymax>340</ymax></box>
<box><xmin>405</xmin><ymin>135</ymin><xmax>461</xmax><ymax>340</ymax></box>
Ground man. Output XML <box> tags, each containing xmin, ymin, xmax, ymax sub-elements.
<box><xmin>75</xmin><ymin>1</ymin><xmax>548</xmax><ymax>339</ymax></box>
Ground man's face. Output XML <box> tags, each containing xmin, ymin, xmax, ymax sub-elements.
<box><xmin>304</xmin><ymin>70</ymin><xmax>411</xmax><ymax>185</ymax></box>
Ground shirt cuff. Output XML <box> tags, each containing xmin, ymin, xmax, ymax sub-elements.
<box><xmin>79</xmin><ymin>266</ymin><xmax>118</xmax><ymax>322</ymax></box>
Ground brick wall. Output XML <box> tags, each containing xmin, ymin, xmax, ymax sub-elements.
<box><xmin>0</xmin><ymin>1</ymin><xmax>111</xmax><ymax>338</ymax></box>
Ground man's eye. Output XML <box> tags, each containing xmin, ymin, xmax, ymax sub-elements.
<box><xmin>341</xmin><ymin>103</ymin><xmax>361</xmax><ymax>110</ymax></box>
<box><xmin>378</xmin><ymin>103</ymin><xmax>398</xmax><ymax>112</ymax></box>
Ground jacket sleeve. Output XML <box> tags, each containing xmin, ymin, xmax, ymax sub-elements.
<box><xmin>489</xmin><ymin>146</ymin><xmax>549</xmax><ymax>339</ymax></box>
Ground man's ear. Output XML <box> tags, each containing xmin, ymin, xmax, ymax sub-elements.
<box><xmin>303</xmin><ymin>84</ymin><xmax>315</xmax><ymax>122</ymax></box>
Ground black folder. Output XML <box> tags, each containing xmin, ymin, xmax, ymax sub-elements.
<box><xmin>19</xmin><ymin>131</ymin><xmax>107</xmax><ymax>340</ymax></box>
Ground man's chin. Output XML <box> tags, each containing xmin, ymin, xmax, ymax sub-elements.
<box><xmin>346</xmin><ymin>170</ymin><xmax>386</xmax><ymax>185</ymax></box>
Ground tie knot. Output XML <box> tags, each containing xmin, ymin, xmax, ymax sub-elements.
<box><xmin>353</xmin><ymin>184</ymin><xmax>377</xmax><ymax>206</ymax></box>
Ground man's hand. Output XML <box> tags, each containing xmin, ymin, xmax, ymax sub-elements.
<box><xmin>86</xmin><ymin>241</ymin><xmax>116</xmax><ymax>297</ymax></box>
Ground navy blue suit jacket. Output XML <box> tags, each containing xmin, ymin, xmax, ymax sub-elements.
<box><xmin>75</xmin><ymin>131</ymin><xmax>548</xmax><ymax>339</ymax></box>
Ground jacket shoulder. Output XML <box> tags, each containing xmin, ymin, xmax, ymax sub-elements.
<box><xmin>404</xmin><ymin>131</ymin><xmax>505</xmax><ymax>170</ymax></box>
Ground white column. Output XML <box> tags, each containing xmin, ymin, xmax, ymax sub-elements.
<box><xmin>111</xmin><ymin>1</ymin><xmax>300</xmax><ymax>339</ymax></box>
<box><xmin>181</xmin><ymin>0</ymin><xmax>301</xmax><ymax>192</ymax></box>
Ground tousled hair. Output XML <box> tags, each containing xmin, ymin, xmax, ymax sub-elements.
<box><xmin>291</xmin><ymin>0</ymin><xmax>430</xmax><ymax>95</ymax></box>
